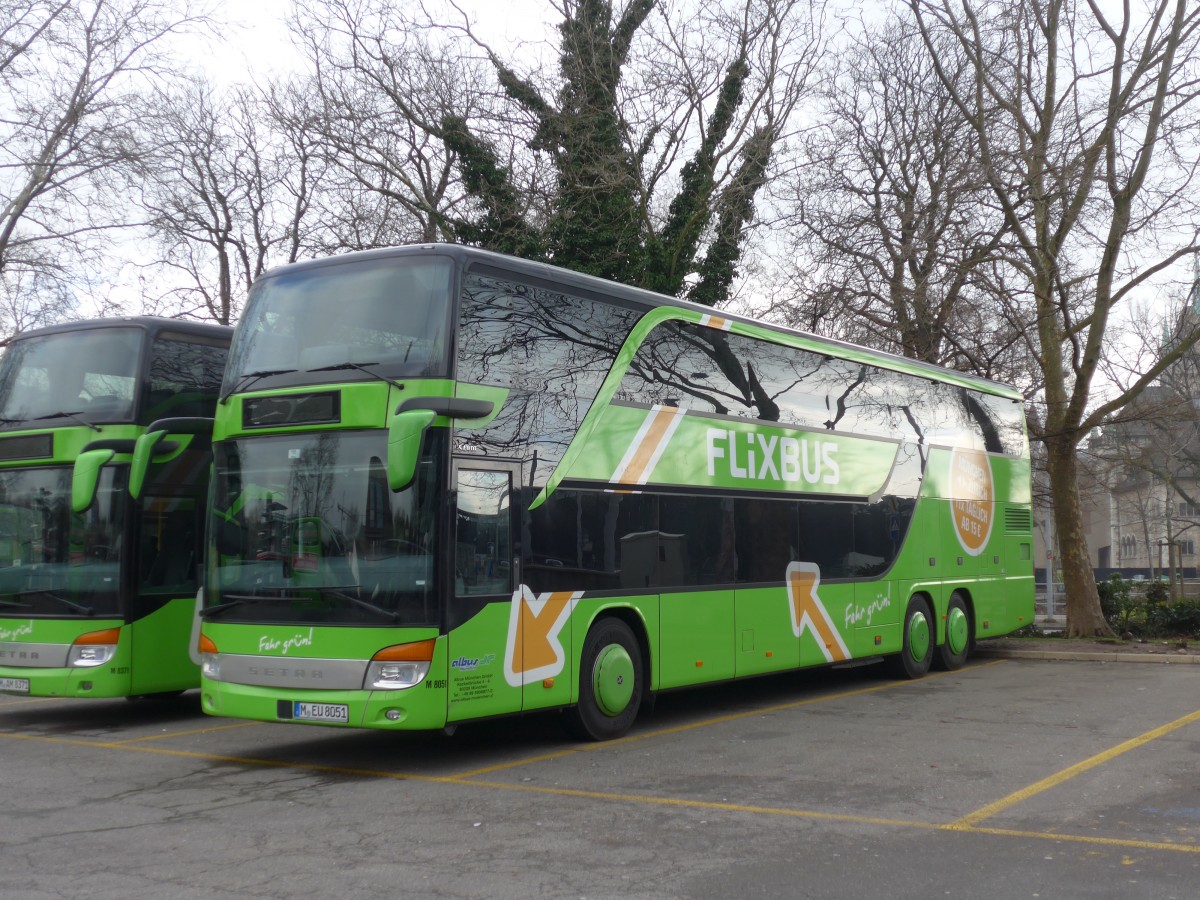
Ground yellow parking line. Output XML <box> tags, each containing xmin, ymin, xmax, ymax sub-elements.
<box><xmin>958</xmin><ymin>825</ymin><xmax>1200</xmax><ymax>855</ymax></box>
<box><xmin>460</xmin><ymin>777</ymin><xmax>938</xmax><ymax>829</ymax></box>
<box><xmin>3</xmin><ymin>714</ymin><xmax>1200</xmax><ymax>856</ymax></box>
<box><xmin>107</xmin><ymin>720</ymin><xmax>262</xmax><ymax>745</ymax></box>
<box><xmin>455</xmin><ymin>661</ymin><xmax>1008</xmax><ymax>779</ymax></box>
<box><xmin>949</xmin><ymin>709</ymin><xmax>1200</xmax><ymax>830</ymax></box>
<box><xmin>0</xmin><ymin>696</ymin><xmax>69</xmax><ymax>707</ymax></box>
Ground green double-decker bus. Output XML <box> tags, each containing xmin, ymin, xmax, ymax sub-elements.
<box><xmin>0</xmin><ymin>318</ymin><xmax>230</xmax><ymax>700</ymax></box>
<box><xmin>198</xmin><ymin>245</ymin><xmax>1033</xmax><ymax>739</ymax></box>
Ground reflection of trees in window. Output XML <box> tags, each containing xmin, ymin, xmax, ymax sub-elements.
<box><xmin>618</xmin><ymin>319</ymin><xmax>1025</xmax><ymax>458</ymax></box>
<box><xmin>457</xmin><ymin>273</ymin><xmax>642</xmax><ymax>487</ymax></box>
<box><xmin>143</xmin><ymin>336</ymin><xmax>228</xmax><ymax>422</ymax></box>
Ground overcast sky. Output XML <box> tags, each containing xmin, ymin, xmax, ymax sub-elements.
<box><xmin>206</xmin><ymin>0</ymin><xmax>546</xmax><ymax>85</ymax></box>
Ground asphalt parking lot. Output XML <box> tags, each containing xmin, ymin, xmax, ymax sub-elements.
<box><xmin>3</xmin><ymin>658</ymin><xmax>1199</xmax><ymax>899</ymax></box>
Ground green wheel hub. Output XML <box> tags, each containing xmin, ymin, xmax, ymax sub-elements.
<box><xmin>907</xmin><ymin>610</ymin><xmax>931</xmax><ymax>662</ymax></box>
<box><xmin>592</xmin><ymin>643</ymin><xmax>635</xmax><ymax>717</ymax></box>
<box><xmin>946</xmin><ymin>605</ymin><xmax>969</xmax><ymax>655</ymax></box>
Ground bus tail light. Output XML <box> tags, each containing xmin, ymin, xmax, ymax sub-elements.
<box><xmin>67</xmin><ymin>628</ymin><xmax>121</xmax><ymax>668</ymax></box>
<box><xmin>199</xmin><ymin>634</ymin><xmax>220</xmax><ymax>680</ymax></box>
<box><xmin>364</xmin><ymin>639</ymin><xmax>435</xmax><ymax>691</ymax></box>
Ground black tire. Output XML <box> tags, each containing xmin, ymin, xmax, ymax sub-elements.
<box><xmin>887</xmin><ymin>596</ymin><xmax>934</xmax><ymax>679</ymax></box>
<box><xmin>935</xmin><ymin>592</ymin><xmax>971</xmax><ymax>671</ymax></box>
<box><xmin>566</xmin><ymin>618</ymin><xmax>643</xmax><ymax>741</ymax></box>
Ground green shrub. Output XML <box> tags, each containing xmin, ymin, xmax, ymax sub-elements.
<box><xmin>1143</xmin><ymin>579</ymin><xmax>1170</xmax><ymax>605</ymax></box>
<box><xmin>1144</xmin><ymin>598</ymin><xmax>1200</xmax><ymax>639</ymax></box>
<box><xmin>1098</xmin><ymin>575</ymin><xmax>1137</xmax><ymax>631</ymax></box>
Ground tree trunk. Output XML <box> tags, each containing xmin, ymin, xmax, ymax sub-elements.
<box><xmin>1046</xmin><ymin>439</ymin><xmax>1113</xmax><ymax>636</ymax></box>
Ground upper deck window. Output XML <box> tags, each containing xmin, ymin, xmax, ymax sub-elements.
<box><xmin>0</xmin><ymin>327</ymin><xmax>141</xmax><ymax>425</ymax></box>
<box><xmin>225</xmin><ymin>256</ymin><xmax>453</xmax><ymax>392</ymax></box>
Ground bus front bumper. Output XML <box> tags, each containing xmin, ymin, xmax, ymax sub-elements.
<box><xmin>200</xmin><ymin>678</ymin><xmax>449</xmax><ymax>731</ymax></box>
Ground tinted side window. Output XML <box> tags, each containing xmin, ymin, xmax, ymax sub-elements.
<box><xmin>142</xmin><ymin>336</ymin><xmax>228</xmax><ymax>423</ymax></box>
<box><xmin>457</xmin><ymin>272</ymin><xmax>642</xmax><ymax>488</ymax></box>
<box><xmin>523</xmin><ymin>491</ymin><xmax>657</xmax><ymax>592</ymax></box>
<box><xmin>658</xmin><ymin>495</ymin><xmax>737</xmax><ymax>586</ymax></box>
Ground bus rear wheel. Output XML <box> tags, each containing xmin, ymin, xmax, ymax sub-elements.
<box><xmin>936</xmin><ymin>592</ymin><xmax>971</xmax><ymax>670</ymax></box>
<box><xmin>888</xmin><ymin>596</ymin><xmax>933</xmax><ymax>679</ymax></box>
<box><xmin>567</xmin><ymin>617</ymin><xmax>643</xmax><ymax>741</ymax></box>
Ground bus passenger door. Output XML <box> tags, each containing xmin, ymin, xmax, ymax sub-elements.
<box><xmin>448</xmin><ymin>464</ymin><xmax>525</xmax><ymax>722</ymax></box>
<box><xmin>130</xmin><ymin>441</ymin><xmax>211</xmax><ymax>695</ymax></box>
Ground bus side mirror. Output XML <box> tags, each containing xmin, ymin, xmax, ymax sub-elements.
<box><xmin>385</xmin><ymin>397</ymin><xmax>493</xmax><ymax>492</ymax></box>
<box><xmin>387</xmin><ymin>408</ymin><xmax>436</xmax><ymax>492</ymax></box>
<box><xmin>130</xmin><ymin>417</ymin><xmax>214</xmax><ymax>501</ymax></box>
<box><xmin>72</xmin><ymin>448</ymin><xmax>116</xmax><ymax>513</ymax></box>
<box><xmin>71</xmin><ymin>438</ymin><xmax>139</xmax><ymax>513</ymax></box>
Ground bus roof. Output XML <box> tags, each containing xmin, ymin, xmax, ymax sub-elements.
<box><xmin>9</xmin><ymin>316</ymin><xmax>232</xmax><ymax>344</ymax></box>
<box><xmin>258</xmin><ymin>243</ymin><xmax>1023</xmax><ymax>401</ymax></box>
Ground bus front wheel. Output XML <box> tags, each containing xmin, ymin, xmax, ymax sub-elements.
<box><xmin>888</xmin><ymin>596</ymin><xmax>933</xmax><ymax>679</ymax></box>
<box><xmin>567</xmin><ymin>618</ymin><xmax>643</xmax><ymax>741</ymax></box>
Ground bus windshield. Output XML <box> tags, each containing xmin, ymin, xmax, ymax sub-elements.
<box><xmin>206</xmin><ymin>431</ymin><xmax>443</xmax><ymax>626</ymax></box>
<box><xmin>224</xmin><ymin>255</ymin><xmax>453</xmax><ymax>391</ymax></box>
<box><xmin>0</xmin><ymin>466</ymin><xmax>126</xmax><ymax>617</ymax></box>
<box><xmin>0</xmin><ymin>327</ymin><xmax>141</xmax><ymax>425</ymax></box>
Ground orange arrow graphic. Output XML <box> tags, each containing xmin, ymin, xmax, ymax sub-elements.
<box><xmin>786</xmin><ymin>562</ymin><xmax>851</xmax><ymax>663</ymax></box>
<box><xmin>504</xmin><ymin>586</ymin><xmax>582</xmax><ymax>687</ymax></box>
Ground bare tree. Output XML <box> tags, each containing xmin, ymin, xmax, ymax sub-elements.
<box><xmin>776</xmin><ymin>13</ymin><xmax>1019</xmax><ymax>374</ymax></box>
<box><xmin>0</xmin><ymin>0</ymin><xmax>208</xmax><ymax>338</ymax></box>
<box><xmin>909</xmin><ymin>0</ymin><xmax>1200</xmax><ymax>636</ymax></box>
<box><xmin>290</xmin><ymin>0</ymin><xmax>826</xmax><ymax>304</ymax></box>
<box><xmin>288</xmin><ymin>0</ymin><xmax>495</xmax><ymax>248</ymax></box>
<box><xmin>137</xmin><ymin>77</ymin><xmax>332</xmax><ymax>324</ymax></box>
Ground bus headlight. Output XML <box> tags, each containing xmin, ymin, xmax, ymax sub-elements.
<box><xmin>67</xmin><ymin>628</ymin><xmax>120</xmax><ymax>668</ymax></box>
<box><xmin>364</xmin><ymin>639</ymin><xmax>436</xmax><ymax>691</ymax></box>
<box><xmin>201</xmin><ymin>654</ymin><xmax>221</xmax><ymax>680</ymax></box>
<box><xmin>364</xmin><ymin>660</ymin><xmax>429</xmax><ymax>690</ymax></box>
<box><xmin>199</xmin><ymin>634</ymin><xmax>220</xmax><ymax>680</ymax></box>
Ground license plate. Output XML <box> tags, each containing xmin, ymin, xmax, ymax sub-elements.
<box><xmin>0</xmin><ymin>677</ymin><xmax>30</xmax><ymax>693</ymax></box>
<box><xmin>291</xmin><ymin>701</ymin><xmax>348</xmax><ymax>724</ymax></box>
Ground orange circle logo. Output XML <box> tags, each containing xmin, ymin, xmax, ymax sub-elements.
<box><xmin>949</xmin><ymin>447</ymin><xmax>993</xmax><ymax>556</ymax></box>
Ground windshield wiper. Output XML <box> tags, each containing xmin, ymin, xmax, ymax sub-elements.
<box><xmin>306</xmin><ymin>361</ymin><xmax>402</xmax><ymax>389</ymax></box>
<box><xmin>201</xmin><ymin>591</ymin><xmax>292</xmax><ymax>618</ymax></box>
<box><xmin>0</xmin><ymin>597</ymin><xmax>31</xmax><ymax>609</ymax></box>
<box><xmin>219</xmin><ymin>369</ymin><xmax>298</xmax><ymax>403</ymax></box>
<box><xmin>13</xmin><ymin>589</ymin><xmax>93</xmax><ymax>615</ymax></box>
<box><xmin>320</xmin><ymin>587</ymin><xmax>404</xmax><ymax>622</ymax></box>
<box><xmin>31</xmin><ymin>410</ymin><xmax>100</xmax><ymax>432</ymax></box>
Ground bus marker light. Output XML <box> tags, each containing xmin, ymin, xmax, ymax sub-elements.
<box><xmin>695</xmin><ymin>660</ymin><xmax>703</xmax><ymax>667</ymax></box>
<box><xmin>67</xmin><ymin>629</ymin><xmax>120</xmax><ymax>667</ymax></box>
<box><xmin>874</xmin><ymin>635</ymin><xmax>882</xmax><ymax>645</ymax></box>
<box><xmin>198</xmin><ymin>634</ymin><xmax>219</xmax><ymax>654</ymax></box>
<box><xmin>542</xmin><ymin>678</ymin><xmax>555</xmax><ymax>689</ymax></box>
<box><xmin>765</xmin><ymin>651</ymin><xmax>773</xmax><ymax>658</ymax></box>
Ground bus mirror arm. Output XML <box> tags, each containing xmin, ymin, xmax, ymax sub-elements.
<box><xmin>394</xmin><ymin>397</ymin><xmax>494</xmax><ymax>419</ymax></box>
<box><xmin>144</xmin><ymin>416</ymin><xmax>216</xmax><ymax>435</ymax></box>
